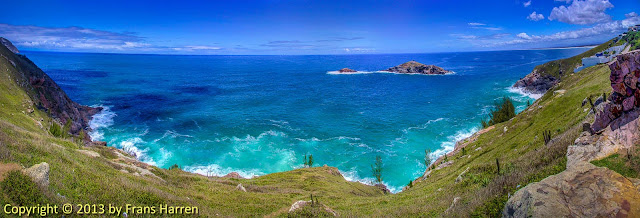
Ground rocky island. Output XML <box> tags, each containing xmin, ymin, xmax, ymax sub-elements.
<box><xmin>338</xmin><ymin>68</ymin><xmax>357</xmax><ymax>73</ymax></box>
<box><xmin>383</xmin><ymin>61</ymin><xmax>452</xmax><ymax>75</ymax></box>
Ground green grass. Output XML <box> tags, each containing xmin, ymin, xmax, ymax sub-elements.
<box><xmin>0</xmin><ymin>36</ymin><xmax>621</xmax><ymax>216</ymax></box>
<box><xmin>591</xmin><ymin>151</ymin><xmax>640</xmax><ymax>179</ymax></box>
<box><xmin>1</xmin><ymin>170</ymin><xmax>48</xmax><ymax>206</ymax></box>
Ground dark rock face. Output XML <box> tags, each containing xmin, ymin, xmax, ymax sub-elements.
<box><xmin>0</xmin><ymin>37</ymin><xmax>19</xmax><ymax>54</ymax></box>
<box><xmin>0</xmin><ymin>38</ymin><xmax>101</xmax><ymax>140</ymax></box>
<box><xmin>384</xmin><ymin>61</ymin><xmax>452</xmax><ymax>75</ymax></box>
<box><xmin>591</xmin><ymin>50</ymin><xmax>640</xmax><ymax>133</ymax></box>
<box><xmin>338</xmin><ymin>68</ymin><xmax>357</xmax><ymax>73</ymax></box>
<box><xmin>512</xmin><ymin>70</ymin><xmax>558</xmax><ymax>94</ymax></box>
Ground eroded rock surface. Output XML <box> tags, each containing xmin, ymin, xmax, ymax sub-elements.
<box><xmin>503</xmin><ymin>162</ymin><xmax>640</xmax><ymax>218</ymax></box>
<box><xmin>22</xmin><ymin>162</ymin><xmax>50</xmax><ymax>188</ymax></box>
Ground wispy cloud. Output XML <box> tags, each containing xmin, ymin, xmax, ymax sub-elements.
<box><xmin>468</xmin><ymin>22</ymin><xmax>486</xmax><ymax>26</ymax></box>
<box><xmin>467</xmin><ymin>22</ymin><xmax>502</xmax><ymax>31</ymax></box>
<box><xmin>527</xmin><ymin>12</ymin><xmax>545</xmax><ymax>21</ymax></box>
<box><xmin>549</xmin><ymin>0</ymin><xmax>614</xmax><ymax>25</ymax></box>
<box><xmin>523</xmin><ymin>0</ymin><xmax>532</xmax><ymax>7</ymax></box>
<box><xmin>316</xmin><ymin>37</ymin><xmax>364</xmax><ymax>42</ymax></box>
<box><xmin>0</xmin><ymin>23</ymin><xmax>222</xmax><ymax>53</ymax></box>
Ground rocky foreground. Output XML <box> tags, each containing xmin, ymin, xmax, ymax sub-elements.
<box><xmin>504</xmin><ymin>50</ymin><xmax>640</xmax><ymax>217</ymax></box>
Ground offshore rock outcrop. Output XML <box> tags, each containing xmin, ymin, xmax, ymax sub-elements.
<box><xmin>504</xmin><ymin>50</ymin><xmax>640</xmax><ymax>218</ymax></box>
<box><xmin>383</xmin><ymin>61</ymin><xmax>452</xmax><ymax>75</ymax></box>
<box><xmin>0</xmin><ymin>38</ymin><xmax>101</xmax><ymax>140</ymax></box>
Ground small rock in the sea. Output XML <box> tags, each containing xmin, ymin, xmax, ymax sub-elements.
<box><xmin>338</xmin><ymin>68</ymin><xmax>357</xmax><ymax>73</ymax></box>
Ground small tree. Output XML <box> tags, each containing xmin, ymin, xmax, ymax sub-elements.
<box><xmin>424</xmin><ymin>149</ymin><xmax>432</xmax><ymax>168</ymax></box>
<box><xmin>303</xmin><ymin>155</ymin><xmax>307</xmax><ymax>167</ymax></box>
<box><xmin>371</xmin><ymin>155</ymin><xmax>383</xmax><ymax>184</ymax></box>
<box><xmin>308</xmin><ymin>154</ymin><xmax>314</xmax><ymax>167</ymax></box>
<box><xmin>62</xmin><ymin>118</ymin><xmax>72</xmax><ymax>138</ymax></box>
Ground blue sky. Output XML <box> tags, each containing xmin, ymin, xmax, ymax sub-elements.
<box><xmin>0</xmin><ymin>0</ymin><xmax>638</xmax><ymax>55</ymax></box>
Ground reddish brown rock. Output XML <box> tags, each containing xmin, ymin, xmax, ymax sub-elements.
<box><xmin>623</xmin><ymin>97</ymin><xmax>635</xmax><ymax>111</ymax></box>
<box><xmin>338</xmin><ymin>68</ymin><xmax>357</xmax><ymax>73</ymax></box>
<box><xmin>223</xmin><ymin>172</ymin><xmax>244</xmax><ymax>179</ymax></box>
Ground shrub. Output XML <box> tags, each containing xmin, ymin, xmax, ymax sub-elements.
<box><xmin>481</xmin><ymin>97</ymin><xmax>515</xmax><ymax>128</ymax></box>
<box><xmin>62</xmin><ymin>118</ymin><xmax>72</xmax><ymax>138</ymax></box>
<box><xmin>1</xmin><ymin>170</ymin><xmax>46</xmax><ymax>206</ymax></box>
<box><xmin>49</xmin><ymin>121</ymin><xmax>63</xmax><ymax>137</ymax></box>
<box><xmin>169</xmin><ymin>164</ymin><xmax>180</xmax><ymax>170</ymax></box>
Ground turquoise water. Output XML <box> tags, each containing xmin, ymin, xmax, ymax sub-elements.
<box><xmin>23</xmin><ymin>48</ymin><xmax>588</xmax><ymax>192</ymax></box>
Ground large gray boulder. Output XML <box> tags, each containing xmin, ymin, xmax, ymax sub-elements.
<box><xmin>503</xmin><ymin>162</ymin><xmax>640</xmax><ymax>217</ymax></box>
<box><xmin>22</xmin><ymin>162</ymin><xmax>50</xmax><ymax>188</ymax></box>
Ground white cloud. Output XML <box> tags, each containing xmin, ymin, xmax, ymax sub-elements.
<box><xmin>626</xmin><ymin>12</ymin><xmax>638</xmax><ymax>18</ymax></box>
<box><xmin>554</xmin><ymin>0</ymin><xmax>572</xmax><ymax>3</ymax></box>
<box><xmin>468</xmin><ymin>22</ymin><xmax>486</xmax><ymax>26</ymax></box>
<box><xmin>523</xmin><ymin>0</ymin><xmax>532</xmax><ymax>7</ymax></box>
<box><xmin>493</xmin><ymin>15</ymin><xmax>640</xmax><ymax>46</ymax></box>
<box><xmin>549</xmin><ymin>0</ymin><xmax>614</xmax><ymax>25</ymax></box>
<box><xmin>527</xmin><ymin>12</ymin><xmax>545</xmax><ymax>21</ymax></box>
<box><xmin>516</xmin><ymin>33</ymin><xmax>533</xmax><ymax>40</ymax></box>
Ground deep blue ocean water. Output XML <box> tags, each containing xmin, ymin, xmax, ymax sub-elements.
<box><xmin>23</xmin><ymin>48</ymin><xmax>589</xmax><ymax>192</ymax></box>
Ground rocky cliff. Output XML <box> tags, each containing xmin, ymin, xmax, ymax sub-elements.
<box><xmin>0</xmin><ymin>37</ymin><xmax>19</xmax><ymax>54</ymax></box>
<box><xmin>0</xmin><ymin>38</ymin><xmax>101</xmax><ymax>139</ymax></box>
<box><xmin>504</xmin><ymin>50</ymin><xmax>640</xmax><ymax>217</ymax></box>
<box><xmin>383</xmin><ymin>61</ymin><xmax>452</xmax><ymax>75</ymax></box>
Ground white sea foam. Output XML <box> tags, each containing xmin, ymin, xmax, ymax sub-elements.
<box><xmin>120</xmin><ymin>137</ymin><xmax>156</xmax><ymax>165</ymax></box>
<box><xmin>508</xmin><ymin>86</ymin><xmax>543</xmax><ymax>99</ymax></box>
<box><xmin>431</xmin><ymin>127</ymin><xmax>479</xmax><ymax>159</ymax></box>
<box><xmin>185</xmin><ymin>164</ymin><xmax>264</xmax><ymax>178</ymax></box>
<box><xmin>88</xmin><ymin>105</ymin><xmax>116</xmax><ymax>141</ymax></box>
<box><xmin>339</xmin><ymin>168</ymin><xmax>402</xmax><ymax>193</ymax></box>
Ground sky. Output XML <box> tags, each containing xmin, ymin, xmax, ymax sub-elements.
<box><xmin>0</xmin><ymin>0</ymin><xmax>639</xmax><ymax>55</ymax></box>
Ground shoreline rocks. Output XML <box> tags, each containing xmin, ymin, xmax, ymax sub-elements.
<box><xmin>383</xmin><ymin>61</ymin><xmax>452</xmax><ymax>75</ymax></box>
<box><xmin>512</xmin><ymin>70</ymin><xmax>558</xmax><ymax>95</ymax></box>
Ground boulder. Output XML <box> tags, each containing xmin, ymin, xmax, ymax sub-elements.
<box><xmin>223</xmin><ymin>172</ymin><xmax>243</xmax><ymax>179</ymax></box>
<box><xmin>503</xmin><ymin>162</ymin><xmax>640</xmax><ymax>217</ymax></box>
<box><xmin>236</xmin><ymin>183</ymin><xmax>247</xmax><ymax>192</ymax></box>
<box><xmin>89</xmin><ymin>141</ymin><xmax>107</xmax><ymax>147</ymax></box>
<box><xmin>569</xmin><ymin>108</ymin><xmax>640</xmax><ymax>166</ymax></box>
<box><xmin>383</xmin><ymin>61</ymin><xmax>452</xmax><ymax>75</ymax></box>
<box><xmin>22</xmin><ymin>162</ymin><xmax>50</xmax><ymax>188</ymax></box>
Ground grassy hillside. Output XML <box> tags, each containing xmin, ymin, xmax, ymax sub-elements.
<box><xmin>0</xmin><ymin>37</ymin><xmax>615</xmax><ymax>217</ymax></box>
<box><xmin>531</xmin><ymin>39</ymin><xmax>614</xmax><ymax>79</ymax></box>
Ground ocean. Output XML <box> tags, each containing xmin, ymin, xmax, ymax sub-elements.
<box><xmin>23</xmin><ymin>48</ymin><xmax>589</xmax><ymax>192</ymax></box>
